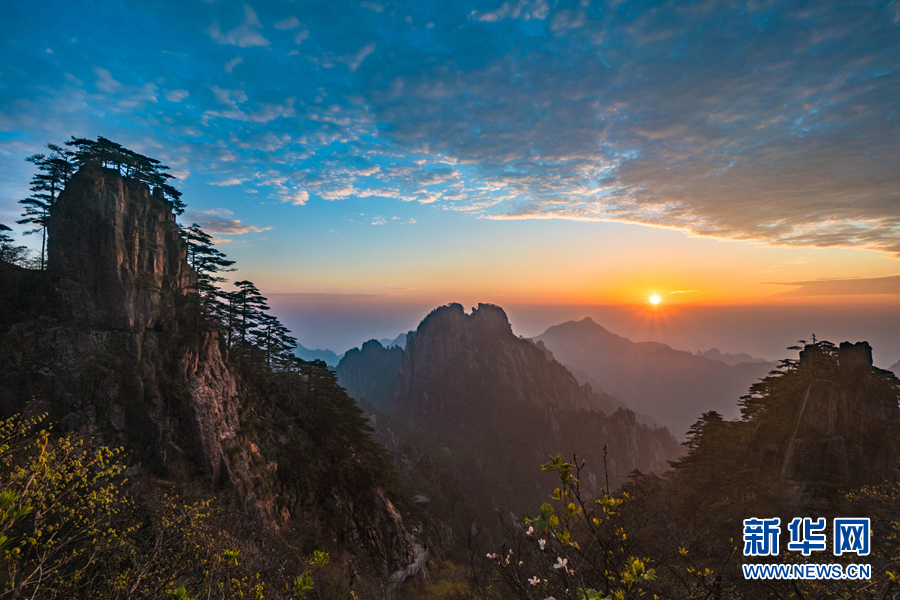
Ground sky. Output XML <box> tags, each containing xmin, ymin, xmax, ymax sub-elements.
<box><xmin>1</xmin><ymin>0</ymin><xmax>899</xmax><ymax>362</ymax></box>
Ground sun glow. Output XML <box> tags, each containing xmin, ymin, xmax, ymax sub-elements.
<box><xmin>649</xmin><ymin>294</ymin><xmax>662</xmax><ymax>305</ymax></box>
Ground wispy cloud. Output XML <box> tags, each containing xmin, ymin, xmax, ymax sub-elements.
<box><xmin>767</xmin><ymin>275</ymin><xmax>900</xmax><ymax>297</ymax></box>
<box><xmin>184</xmin><ymin>209</ymin><xmax>272</xmax><ymax>235</ymax></box>
<box><xmin>207</xmin><ymin>4</ymin><xmax>269</xmax><ymax>48</ymax></box>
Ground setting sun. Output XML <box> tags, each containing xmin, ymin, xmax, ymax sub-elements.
<box><xmin>649</xmin><ymin>294</ymin><xmax>662</xmax><ymax>305</ymax></box>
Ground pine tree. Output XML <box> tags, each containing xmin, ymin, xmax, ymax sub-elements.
<box><xmin>65</xmin><ymin>136</ymin><xmax>185</xmax><ymax>214</ymax></box>
<box><xmin>180</xmin><ymin>223</ymin><xmax>236</xmax><ymax>322</ymax></box>
<box><xmin>230</xmin><ymin>280</ymin><xmax>270</xmax><ymax>348</ymax></box>
<box><xmin>16</xmin><ymin>144</ymin><xmax>74</xmax><ymax>270</ymax></box>
<box><xmin>0</xmin><ymin>223</ymin><xmax>28</xmax><ymax>265</ymax></box>
<box><xmin>253</xmin><ymin>313</ymin><xmax>298</xmax><ymax>370</ymax></box>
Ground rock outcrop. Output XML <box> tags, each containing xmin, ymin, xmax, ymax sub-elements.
<box><xmin>48</xmin><ymin>168</ymin><xmax>196</xmax><ymax>331</ymax></box>
<box><xmin>337</xmin><ymin>339</ymin><xmax>402</xmax><ymax>411</ymax></box>
<box><xmin>0</xmin><ymin>167</ymin><xmax>417</xmax><ymax>576</ymax></box>
<box><xmin>0</xmin><ymin>168</ymin><xmax>238</xmax><ymax>483</ymax></box>
<box><xmin>780</xmin><ymin>342</ymin><xmax>900</xmax><ymax>499</ymax></box>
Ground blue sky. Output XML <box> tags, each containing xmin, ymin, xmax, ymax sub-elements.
<box><xmin>1</xmin><ymin>0</ymin><xmax>899</xmax><ymax>356</ymax></box>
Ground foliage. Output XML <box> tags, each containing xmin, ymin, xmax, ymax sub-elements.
<box><xmin>0</xmin><ymin>223</ymin><xmax>29</xmax><ymax>266</ymax></box>
<box><xmin>0</xmin><ymin>413</ymin><xmax>333</xmax><ymax>599</ymax></box>
<box><xmin>16</xmin><ymin>144</ymin><xmax>74</xmax><ymax>270</ymax></box>
<box><xmin>493</xmin><ymin>454</ymin><xmax>657</xmax><ymax>600</ymax></box>
<box><xmin>65</xmin><ymin>136</ymin><xmax>185</xmax><ymax>213</ymax></box>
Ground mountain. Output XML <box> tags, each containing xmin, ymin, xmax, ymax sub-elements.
<box><xmin>337</xmin><ymin>339</ymin><xmax>402</xmax><ymax>412</ymax></box>
<box><xmin>696</xmin><ymin>347</ymin><xmax>772</xmax><ymax>366</ymax></box>
<box><xmin>294</xmin><ymin>342</ymin><xmax>343</xmax><ymax>366</ymax></box>
<box><xmin>338</xmin><ymin>303</ymin><xmax>682</xmax><ymax>518</ymax></box>
<box><xmin>671</xmin><ymin>341</ymin><xmax>900</xmax><ymax>513</ymax></box>
<box><xmin>535</xmin><ymin>317</ymin><xmax>775</xmax><ymax>437</ymax></box>
<box><xmin>890</xmin><ymin>359</ymin><xmax>900</xmax><ymax>374</ymax></box>
<box><xmin>379</xmin><ymin>332</ymin><xmax>408</xmax><ymax>349</ymax></box>
<box><xmin>0</xmin><ymin>166</ymin><xmax>416</xmax><ymax>584</ymax></box>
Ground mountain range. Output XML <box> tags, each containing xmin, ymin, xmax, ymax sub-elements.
<box><xmin>535</xmin><ymin>317</ymin><xmax>776</xmax><ymax>437</ymax></box>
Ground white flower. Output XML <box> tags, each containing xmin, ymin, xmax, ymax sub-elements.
<box><xmin>539</xmin><ymin>538</ymin><xmax>547</xmax><ymax>550</ymax></box>
<box><xmin>518</xmin><ymin>561</ymin><xmax>523</xmax><ymax>566</ymax></box>
<box><xmin>528</xmin><ymin>576</ymin><xmax>541</xmax><ymax>586</ymax></box>
<box><xmin>487</xmin><ymin>552</ymin><xmax>497</xmax><ymax>559</ymax></box>
<box><xmin>553</xmin><ymin>557</ymin><xmax>568</xmax><ymax>572</ymax></box>
<box><xmin>526</xmin><ymin>525</ymin><xmax>534</xmax><ymax>536</ymax></box>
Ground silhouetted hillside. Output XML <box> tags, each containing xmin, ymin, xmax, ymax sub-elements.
<box><xmin>338</xmin><ymin>303</ymin><xmax>682</xmax><ymax>521</ymax></box>
<box><xmin>696</xmin><ymin>347</ymin><xmax>772</xmax><ymax>366</ymax></box>
<box><xmin>294</xmin><ymin>342</ymin><xmax>343</xmax><ymax>366</ymax></box>
<box><xmin>536</xmin><ymin>317</ymin><xmax>774</xmax><ymax>436</ymax></box>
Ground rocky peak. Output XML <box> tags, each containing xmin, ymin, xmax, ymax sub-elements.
<box><xmin>780</xmin><ymin>340</ymin><xmax>900</xmax><ymax>500</ymax></box>
<box><xmin>469</xmin><ymin>303</ymin><xmax>512</xmax><ymax>334</ymax></box>
<box><xmin>398</xmin><ymin>303</ymin><xmax>607</xmax><ymax>414</ymax></box>
<box><xmin>48</xmin><ymin>166</ymin><xmax>196</xmax><ymax>331</ymax></box>
<box><xmin>337</xmin><ymin>340</ymin><xmax>403</xmax><ymax>412</ymax></box>
<box><xmin>838</xmin><ymin>341</ymin><xmax>873</xmax><ymax>370</ymax></box>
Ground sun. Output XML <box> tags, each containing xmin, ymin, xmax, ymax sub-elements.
<box><xmin>649</xmin><ymin>294</ymin><xmax>662</xmax><ymax>306</ymax></box>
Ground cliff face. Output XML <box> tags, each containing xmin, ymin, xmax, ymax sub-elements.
<box><xmin>1</xmin><ymin>168</ymin><xmax>238</xmax><ymax>486</ymax></box>
<box><xmin>337</xmin><ymin>339</ymin><xmax>402</xmax><ymax>412</ymax></box>
<box><xmin>48</xmin><ymin>168</ymin><xmax>196</xmax><ymax>330</ymax></box>
<box><xmin>779</xmin><ymin>342</ymin><xmax>900</xmax><ymax>498</ymax></box>
<box><xmin>0</xmin><ymin>167</ymin><xmax>416</xmax><ymax>575</ymax></box>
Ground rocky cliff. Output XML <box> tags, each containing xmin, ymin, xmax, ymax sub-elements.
<box><xmin>0</xmin><ymin>167</ymin><xmax>237</xmax><ymax>484</ymax></box>
<box><xmin>0</xmin><ymin>166</ymin><xmax>416</xmax><ymax>578</ymax></box>
<box><xmin>338</xmin><ymin>339</ymin><xmax>403</xmax><ymax>411</ymax></box>
<box><xmin>778</xmin><ymin>342</ymin><xmax>900</xmax><ymax>500</ymax></box>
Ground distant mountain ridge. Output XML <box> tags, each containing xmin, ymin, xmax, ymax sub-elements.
<box><xmin>890</xmin><ymin>359</ymin><xmax>900</xmax><ymax>375</ymax></box>
<box><xmin>535</xmin><ymin>317</ymin><xmax>775</xmax><ymax>437</ymax></box>
<box><xmin>379</xmin><ymin>332</ymin><xmax>408</xmax><ymax>349</ymax></box>
<box><xmin>294</xmin><ymin>343</ymin><xmax>343</xmax><ymax>366</ymax></box>
<box><xmin>696</xmin><ymin>347</ymin><xmax>772</xmax><ymax>366</ymax></box>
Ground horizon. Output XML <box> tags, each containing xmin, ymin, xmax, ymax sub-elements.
<box><xmin>267</xmin><ymin>295</ymin><xmax>900</xmax><ymax>369</ymax></box>
<box><xmin>2</xmin><ymin>0</ymin><xmax>898</xmax><ymax>367</ymax></box>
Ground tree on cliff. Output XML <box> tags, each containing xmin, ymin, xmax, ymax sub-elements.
<box><xmin>253</xmin><ymin>313</ymin><xmax>299</xmax><ymax>370</ymax></box>
<box><xmin>228</xmin><ymin>280</ymin><xmax>270</xmax><ymax>349</ymax></box>
<box><xmin>16</xmin><ymin>145</ymin><xmax>74</xmax><ymax>270</ymax></box>
<box><xmin>65</xmin><ymin>136</ymin><xmax>186</xmax><ymax>214</ymax></box>
<box><xmin>180</xmin><ymin>223</ymin><xmax>236</xmax><ymax>321</ymax></box>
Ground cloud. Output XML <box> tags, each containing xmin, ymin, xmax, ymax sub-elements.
<box><xmin>320</xmin><ymin>186</ymin><xmax>356</xmax><ymax>200</ymax></box>
<box><xmin>767</xmin><ymin>275</ymin><xmax>900</xmax><ymax>297</ymax></box>
<box><xmin>224</xmin><ymin>57</ymin><xmax>243</xmax><ymax>73</ymax></box>
<box><xmin>274</xmin><ymin>16</ymin><xmax>300</xmax><ymax>30</ymax></box>
<box><xmin>209</xmin><ymin>177</ymin><xmax>248</xmax><ymax>186</ymax></box>
<box><xmin>184</xmin><ymin>210</ymin><xmax>272</xmax><ymax>235</ymax></box>
<box><xmin>336</xmin><ymin>42</ymin><xmax>376</xmax><ymax>73</ymax></box>
<box><xmin>207</xmin><ymin>5</ymin><xmax>269</xmax><ymax>48</ymax></box>
<box><xmin>209</xmin><ymin>86</ymin><xmax>247</xmax><ymax>107</ymax></box>
<box><xmin>92</xmin><ymin>67</ymin><xmax>158</xmax><ymax>104</ymax></box>
<box><xmin>164</xmin><ymin>89</ymin><xmax>189</xmax><ymax>102</ymax></box>
<box><xmin>470</xmin><ymin>0</ymin><xmax>549</xmax><ymax>22</ymax></box>
<box><xmin>289</xmin><ymin>190</ymin><xmax>309</xmax><ymax>205</ymax></box>
<box><xmin>8</xmin><ymin>0</ymin><xmax>900</xmax><ymax>262</ymax></box>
